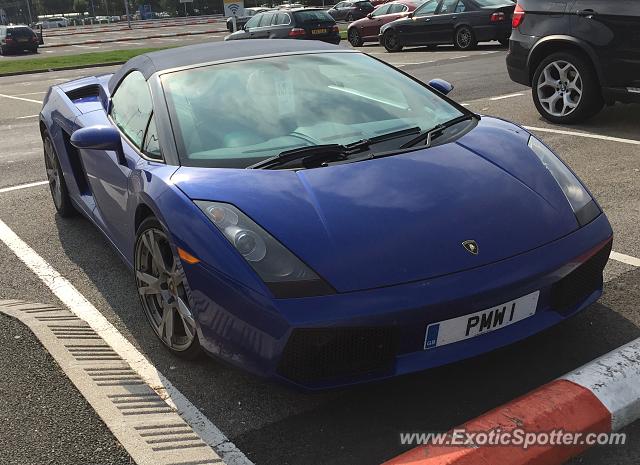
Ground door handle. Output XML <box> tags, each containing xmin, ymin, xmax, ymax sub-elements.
<box><xmin>577</xmin><ymin>9</ymin><xmax>596</xmax><ymax>18</ymax></box>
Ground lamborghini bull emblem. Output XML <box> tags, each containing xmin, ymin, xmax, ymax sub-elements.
<box><xmin>462</xmin><ymin>240</ymin><xmax>479</xmax><ymax>255</ymax></box>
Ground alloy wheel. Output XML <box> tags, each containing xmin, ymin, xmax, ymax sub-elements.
<box><xmin>536</xmin><ymin>60</ymin><xmax>583</xmax><ymax>117</ymax></box>
<box><xmin>384</xmin><ymin>31</ymin><xmax>401</xmax><ymax>52</ymax></box>
<box><xmin>456</xmin><ymin>27</ymin><xmax>472</xmax><ymax>49</ymax></box>
<box><xmin>135</xmin><ymin>227</ymin><xmax>197</xmax><ymax>352</ymax></box>
<box><xmin>44</xmin><ymin>136</ymin><xmax>63</xmax><ymax>209</ymax></box>
<box><xmin>348</xmin><ymin>28</ymin><xmax>362</xmax><ymax>46</ymax></box>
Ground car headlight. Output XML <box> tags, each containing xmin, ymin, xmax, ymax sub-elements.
<box><xmin>528</xmin><ymin>135</ymin><xmax>600</xmax><ymax>226</ymax></box>
<box><xmin>195</xmin><ymin>201</ymin><xmax>334</xmax><ymax>298</ymax></box>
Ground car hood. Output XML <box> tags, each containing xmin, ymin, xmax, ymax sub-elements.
<box><xmin>173</xmin><ymin>117</ymin><xmax>579</xmax><ymax>293</ymax></box>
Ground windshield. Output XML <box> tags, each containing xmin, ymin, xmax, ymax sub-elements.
<box><xmin>293</xmin><ymin>10</ymin><xmax>334</xmax><ymax>22</ymax></box>
<box><xmin>161</xmin><ymin>52</ymin><xmax>464</xmax><ymax>168</ymax></box>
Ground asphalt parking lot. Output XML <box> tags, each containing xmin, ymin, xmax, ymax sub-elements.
<box><xmin>0</xmin><ymin>41</ymin><xmax>639</xmax><ymax>465</ymax></box>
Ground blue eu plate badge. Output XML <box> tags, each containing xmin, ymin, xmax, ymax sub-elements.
<box><xmin>424</xmin><ymin>323</ymin><xmax>440</xmax><ymax>350</ymax></box>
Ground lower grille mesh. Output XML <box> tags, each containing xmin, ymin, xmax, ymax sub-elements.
<box><xmin>551</xmin><ymin>240</ymin><xmax>612</xmax><ymax>312</ymax></box>
<box><xmin>278</xmin><ymin>327</ymin><xmax>398</xmax><ymax>384</ymax></box>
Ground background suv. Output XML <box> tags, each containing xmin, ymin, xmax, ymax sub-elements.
<box><xmin>507</xmin><ymin>0</ymin><xmax>640</xmax><ymax>123</ymax></box>
<box><xmin>0</xmin><ymin>25</ymin><xmax>39</xmax><ymax>55</ymax></box>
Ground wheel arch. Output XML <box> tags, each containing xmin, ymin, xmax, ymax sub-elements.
<box><xmin>134</xmin><ymin>202</ymin><xmax>157</xmax><ymax>234</ymax></box>
<box><xmin>527</xmin><ymin>36</ymin><xmax>602</xmax><ymax>86</ymax></box>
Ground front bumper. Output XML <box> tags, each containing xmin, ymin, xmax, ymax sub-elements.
<box><xmin>184</xmin><ymin>213</ymin><xmax>612</xmax><ymax>389</ymax></box>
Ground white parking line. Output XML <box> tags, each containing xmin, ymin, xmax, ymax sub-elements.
<box><xmin>489</xmin><ymin>92</ymin><xmax>524</xmax><ymax>101</ymax></box>
<box><xmin>524</xmin><ymin>126</ymin><xmax>640</xmax><ymax>146</ymax></box>
<box><xmin>0</xmin><ymin>218</ymin><xmax>253</xmax><ymax>465</ymax></box>
<box><xmin>14</xmin><ymin>91</ymin><xmax>47</xmax><ymax>96</ymax></box>
<box><xmin>0</xmin><ymin>181</ymin><xmax>48</xmax><ymax>194</ymax></box>
<box><xmin>72</xmin><ymin>44</ymin><xmax>100</xmax><ymax>49</ymax></box>
<box><xmin>16</xmin><ymin>114</ymin><xmax>39</xmax><ymax>119</ymax></box>
<box><xmin>0</xmin><ymin>93</ymin><xmax>43</xmax><ymax>104</ymax></box>
<box><xmin>610</xmin><ymin>251</ymin><xmax>640</xmax><ymax>268</ymax></box>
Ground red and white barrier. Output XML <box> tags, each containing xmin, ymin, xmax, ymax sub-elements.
<box><xmin>383</xmin><ymin>338</ymin><xmax>640</xmax><ymax>465</ymax></box>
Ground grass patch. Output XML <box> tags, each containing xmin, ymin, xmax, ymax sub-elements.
<box><xmin>0</xmin><ymin>47</ymin><xmax>169</xmax><ymax>75</ymax></box>
<box><xmin>340</xmin><ymin>30</ymin><xmax>347</xmax><ymax>39</ymax></box>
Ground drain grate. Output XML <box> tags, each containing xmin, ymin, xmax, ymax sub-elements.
<box><xmin>0</xmin><ymin>300</ymin><xmax>224</xmax><ymax>465</ymax></box>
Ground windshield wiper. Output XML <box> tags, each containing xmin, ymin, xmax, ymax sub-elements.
<box><xmin>247</xmin><ymin>126</ymin><xmax>421</xmax><ymax>170</ymax></box>
<box><xmin>247</xmin><ymin>144</ymin><xmax>348</xmax><ymax>170</ymax></box>
<box><xmin>344</xmin><ymin>126</ymin><xmax>421</xmax><ymax>151</ymax></box>
<box><xmin>400</xmin><ymin>114</ymin><xmax>477</xmax><ymax>149</ymax></box>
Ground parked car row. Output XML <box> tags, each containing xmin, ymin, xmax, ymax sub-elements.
<box><xmin>379</xmin><ymin>0</ymin><xmax>514</xmax><ymax>52</ymax></box>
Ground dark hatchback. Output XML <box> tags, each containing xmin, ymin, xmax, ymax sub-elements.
<box><xmin>380</xmin><ymin>0</ymin><xmax>514</xmax><ymax>52</ymax></box>
<box><xmin>507</xmin><ymin>0</ymin><xmax>640</xmax><ymax>123</ymax></box>
<box><xmin>0</xmin><ymin>25</ymin><xmax>40</xmax><ymax>55</ymax></box>
<box><xmin>327</xmin><ymin>1</ymin><xmax>376</xmax><ymax>22</ymax></box>
<box><xmin>225</xmin><ymin>8</ymin><xmax>341</xmax><ymax>44</ymax></box>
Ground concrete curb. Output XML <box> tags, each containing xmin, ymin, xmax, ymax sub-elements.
<box><xmin>0</xmin><ymin>61</ymin><xmax>124</xmax><ymax>78</ymax></box>
<box><xmin>42</xmin><ymin>18</ymin><xmax>224</xmax><ymax>38</ymax></box>
<box><xmin>383</xmin><ymin>337</ymin><xmax>640</xmax><ymax>465</ymax></box>
<box><xmin>41</xmin><ymin>28</ymin><xmax>226</xmax><ymax>48</ymax></box>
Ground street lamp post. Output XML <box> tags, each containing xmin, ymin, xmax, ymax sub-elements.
<box><xmin>25</xmin><ymin>0</ymin><xmax>32</xmax><ymax>25</ymax></box>
<box><xmin>124</xmin><ymin>0</ymin><xmax>131</xmax><ymax>28</ymax></box>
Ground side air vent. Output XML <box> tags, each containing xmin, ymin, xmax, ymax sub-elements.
<box><xmin>65</xmin><ymin>84</ymin><xmax>101</xmax><ymax>102</ymax></box>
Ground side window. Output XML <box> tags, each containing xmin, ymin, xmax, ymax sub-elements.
<box><xmin>110</xmin><ymin>71</ymin><xmax>153</xmax><ymax>149</ymax></box>
<box><xmin>372</xmin><ymin>4</ymin><xmax>391</xmax><ymax>16</ymax></box>
<box><xmin>389</xmin><ymin>4</ymin><xmax>407</xmax><ymax>13</ymax></box>
<box><xmin>142</xmin><ymin>115</ymin><xmax>162</xmax><ymax>160</ymax></box>
<box><xmin>245</xmin><ymin>15</ymin><xmax>261</xmax><ymax>28</ymax></box>
<box><xmin>258</xmin><ymin>12</ymin><xmax>276</xmax><ymax>26</ymax></box>
<box><xmin>439</xmin><ymin>0</ymin><xmax>459</xmax><ymax>14</ymax></box>
<box><xmin>455</xmin><ymin>1</ymin><xmax>466</xmax><ymax>13</ymax></box>
<box><xmin>276</xmin><ymin>13</ymin><xmax>290</xmax><ymax>25</ymax></box>
<box><xmin>414</xmin><ymin>0</ymin><xmax>438</xmax><ymax>16</ymax></box>
<box><xmin>334</xmin><ymin>2</ymin><xmax>344</xmax><ymax>8</ymax></box>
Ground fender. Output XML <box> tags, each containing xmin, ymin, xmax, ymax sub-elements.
<box><xmin>528</xmin><ymin>35</ymin><xmax>603</xmax><ymax>84</ymax></box>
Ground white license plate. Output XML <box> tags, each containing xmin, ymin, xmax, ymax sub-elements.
<box><xmin>424</xmin><ymin>291</ymin><xmax>539</xmax><ymax>350</ymax></box>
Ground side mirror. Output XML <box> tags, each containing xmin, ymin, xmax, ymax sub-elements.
<box><xmin>367</xmin><ymin>13</ymin><xmax>373</xmax><ymax>18</ymax></box>
<box><xmin>428</xmin><ymin>78</ymin><xmax>454</xmax><ymax>95</ymax></box>
<box><xmin>70</xmin><ymin>125</ymin><xmax>125</xmax><ymax>164</ymax></box>
<box><xmin>408</xmin><ymin>12</ymin><xmax>414</xmax><ymax>18</ymax></box>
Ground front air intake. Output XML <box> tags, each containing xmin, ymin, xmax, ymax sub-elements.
<box><xmin>550</xmin><ymin>240</ymin><xmax>612</xmax><ymax>313</ymax></box>
<box><xmin>278</xmin><ymin>326</ymin><xmax>398</xmax><ymax>384</ymax></box>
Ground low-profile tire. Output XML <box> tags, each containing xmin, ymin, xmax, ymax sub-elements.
<box><xmin>454</xmin><ymin>25</ymin><xmax>477</xmax><ymax>50</ymax></box>
<box><xmin>134</xmin><ymin>217</ymin><xmax>202</xmax><ymax>360</ymax></box>
<box><xmin>532</xmin><ymin>51</ymin><xmax>603</xmax><ymax>124</ymax></box>
<box><xmin>348</xmin><ymin>27</ymin><xmax>363</xmax><ymax>46</ymax></box>
<box><xmin>43</xmin><ymin>132</ymin><xmax>77</xmax><ymax>217</ymax></box>
<box><xmin>383</xmin><ymin>30</ymin><xmax>403</xmax><ymax>52</ymax></box>
<box><xmin>346</xmin><ymin>12</ymin><xmax>354</xmax><ymax>22</ymax></box>
<box><xmin>0</xmin><ymin>46</ymin><xmax>6</xmax><ymax>56</ymax></box>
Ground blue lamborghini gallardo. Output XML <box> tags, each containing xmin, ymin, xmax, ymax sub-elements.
<box><xmin>39</xmin><ymin>40</ymin><xmax>612</xmax><ymax>389</ymax></box>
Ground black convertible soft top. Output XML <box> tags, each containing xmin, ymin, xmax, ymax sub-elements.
<box><xmin>107</xmin><ymin>39</ymin><xmax>343</xmax><ymax>93</ymax></box>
